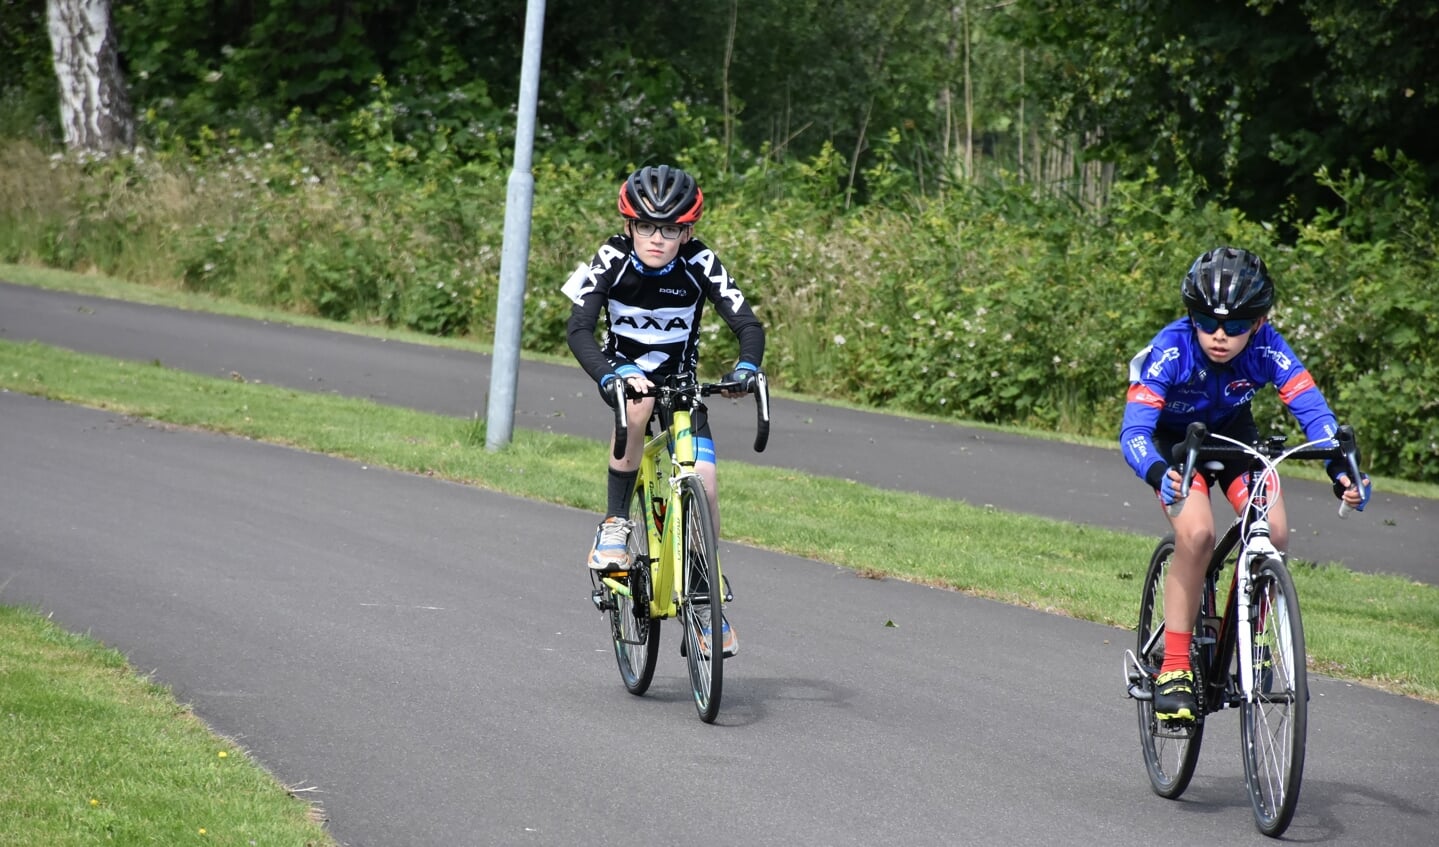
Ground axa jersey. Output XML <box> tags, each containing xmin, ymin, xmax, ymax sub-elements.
<box><xmin>1120</xmin><ymin>318</ymin><xmax>1339</xmax><ymax>483</ymax></box>
<box><xmin>563</xmin><ymin>234</ymin><xmax>764</xmax><ymax>383</ymax></box>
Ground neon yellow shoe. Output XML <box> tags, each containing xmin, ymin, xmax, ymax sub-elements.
<box><xmin>1154</xmin><ymin>670</ymin><xmax>1196</xmax><ymax>721</ymax></box>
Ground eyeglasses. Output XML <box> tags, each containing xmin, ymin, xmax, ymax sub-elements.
<box><xmin>630</xmin><ymin>220</ymin><xmax>687</xmax><ymax>240</ymax></box>
<box><xmin>1191</xmin><ymin>313</ymin><xmax>1256</xmax><ymax>336</ymax></box>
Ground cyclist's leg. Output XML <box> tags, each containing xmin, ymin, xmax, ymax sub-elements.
<box><xmin>591</xmin><ymin>394</ymin><xmax>655</xmax><ymax>570</ymax></box>
<box><xmin>691</xmin><ymin>411</ymin><xmax>721</xmax><ymax>537</ymax></box>
<box><xmin>690</xmin><ymin>412</ymin><xmax>735</xmax><ymax>654</ymax></box>
<box><xmin>1269</xmin><ymin>493</ymin><xmax>1290</xmax><ymax>554</ymax></box>
<box><xmin>1221</xmin><ymin>473</ymin><xmax>1289</xmax><ymax>556</ymax></box>
<box><xmin>1162</xmin><ymin>477</ymin><xmax>1215</xmax><ymax>669</ymax></box>
<box><xmin>609</xmin><ymin>394</ymin><xmax>655</xmax><ymax>475</ymax></box>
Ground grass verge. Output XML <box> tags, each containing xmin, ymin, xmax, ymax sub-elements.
<box><xmin>0</xmin><ymin>605</ymin><xmax>334</xmax><ymax>846</ymax></box>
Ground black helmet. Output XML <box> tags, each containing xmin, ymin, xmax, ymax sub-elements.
<box><xmin>1181</xmin><ymin>247</ymin><xmax>1275</xmax><ymax>319</ymax></box>
<box><xmin>617</xmin><ymin>165</ymin><xmax>704</xmax><ymax>225</ymax></box>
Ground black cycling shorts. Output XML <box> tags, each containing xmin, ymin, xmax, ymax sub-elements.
<box><xmin>1153</xmin><ymin>409</ymin><xmax>1259</xmax><ymax>496</ymax></box>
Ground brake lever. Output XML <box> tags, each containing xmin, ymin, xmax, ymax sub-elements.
<box><xmin>752</xmin><ymin>371</ymin><xmax>770</xmax><ymax>453</ymax></box>
<box><xmin>1336</xmin><ymin>425</ymin><xmax>1363</xmax><ymax>518</ymax></box>
<box><xmin>610</xmin><ymin>378</ymin><xmax>628</xmax><ymax>460</ymax></box>
<box><xmin>1167</xmin><ymin>421</ymin><xmax>1207</xmax><ymax>518</ymax></box>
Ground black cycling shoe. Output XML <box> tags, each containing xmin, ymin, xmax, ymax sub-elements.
<box><xmin>1154</xmin><ymin>670</ymin><xmax>1197</xmax><ymax>721</ymax></box>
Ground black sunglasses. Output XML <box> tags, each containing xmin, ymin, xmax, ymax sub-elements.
<box><xmin>1191</xmin><ymin>313</ymin><xmax>1256</xmax><ymax>336</ymax></box>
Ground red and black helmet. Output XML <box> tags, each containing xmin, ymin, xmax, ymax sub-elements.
<box><xmin>1181</xmin><ymin>247</ymin><xmax>1275</xmax><ymax>319</ymax></box>
<box><xmin>617</xmin><ymin>165</ymin><xmax>704</xmax><ymax>225</ymax></box>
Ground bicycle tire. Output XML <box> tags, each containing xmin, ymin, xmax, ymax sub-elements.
<box><xmin>678</xmin><ymin>475</ymin><xmax>723</xmax><ymax>723</ymax></box>
<box><xmin>1240</xmin><ymin>557</ymin><xmax>1307</xmax><ymax>837</ymax></box>
<box><xmin>1136</xmin><ymin>535</ymin><xmax>1205</xmax><ymax>798</ymax></box>
<box><xmin>609</xmin><ymin>486</ymin><xmax>659</xmax><ymax>695</ymax></box>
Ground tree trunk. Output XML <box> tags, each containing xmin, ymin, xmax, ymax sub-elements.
<box><xmin>46</xmin><ymin>0</ymin><xmax>134</xmax><ymax>153</ymax></box>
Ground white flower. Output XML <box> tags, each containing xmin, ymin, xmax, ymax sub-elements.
<box><xmin>833</xmin><ymin>334</ymin><xmax>846</xmax><ymax>346</ymax></box>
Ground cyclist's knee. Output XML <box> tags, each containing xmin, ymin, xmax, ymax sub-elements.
<box><xmin>1173</xmin><ymin>523</ymin><xmax>1215</xmax><ymax>557</ymax></box>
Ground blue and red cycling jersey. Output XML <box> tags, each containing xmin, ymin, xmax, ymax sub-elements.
<box><xmin>1120</xmin><ymin>317</ymin><xmax>1339</xmax><ymax>485</ymax></box>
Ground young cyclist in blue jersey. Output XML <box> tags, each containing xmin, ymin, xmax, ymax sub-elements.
<box><xmin>1120</xmin><ymin>247</ymin><xmax>1371</xmax><ymax>721</ymax></box>
<box><xmin>564</xmin><ymin>164</ymin><xmax>765</xmax><ymax>658</ymax></box>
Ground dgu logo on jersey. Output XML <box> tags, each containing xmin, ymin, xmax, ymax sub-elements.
<box><xmin>614</xmin><ymin>314</ymin><xmax>691</xmax><ymax>332</ymax></box>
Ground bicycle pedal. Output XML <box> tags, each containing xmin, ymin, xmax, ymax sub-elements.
<box><xmin>1155</xmin><ymin>719</ymin><xmax>1197</xmax><ymax>739</ymax></box>
<box><xmin>590</xmin><ymin>590</ymin><xmax>614</xmax><ymax>612</ymax></box>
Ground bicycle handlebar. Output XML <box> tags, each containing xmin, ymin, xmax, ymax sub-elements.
<box><xmin>1166</xmin><ymin>421</ymin><xmax>1363</xmax><ymax>519</ymax></box>
<box><xmin>609</xmin><ymin>370</ymin><xmax>772</xmax><ymax>460</ymax></box>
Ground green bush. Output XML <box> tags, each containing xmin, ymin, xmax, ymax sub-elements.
<box><xmin>2</xmin><ymin>133</ymin><xmax>1434</xmax><ymax>482</ymax></box>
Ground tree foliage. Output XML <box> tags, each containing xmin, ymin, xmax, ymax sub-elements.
<box><xmin>5</xmin><ymin>0</ymin><xmax>1438</xmax><ymax>479</ymax></box>
<box><xmin>1004</xmin><ymin>0</ymin><xmax>1439</xmax><ymax>220</ymax></box>
<box><xmin>3</xmin><ymin>0</ymin><xmax>1435</xmax><ymax>220</ymax></box>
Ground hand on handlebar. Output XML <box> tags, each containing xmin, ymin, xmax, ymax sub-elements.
<box><xmin>600</xmin><ymin>368</ymin><xmax>653</xmax><ymax>406</ymax></box>
<box><xmin>718</xmin><ymin>363</ymin><xmax>760</xmax><ymax>399</ymax></box>
<box><xmin>1159</xmin><ymin>467</ymin><xmax>1186</xmax><ymax>507</ymax></box>
<box><xmin>1331</xmin><ymin>472</ymin><xmax>1372</xmax><ymax>512</ymax></box>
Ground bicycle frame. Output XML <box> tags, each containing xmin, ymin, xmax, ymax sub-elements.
<box><xmin>598</xmin><ymin>389</ymin><xmax>706</xmax><ymax>620</ymax></box>
<box><xmin>590</xmin><ymin>370</ymin><xmax>770</xmax><ymax>722</ymax></box>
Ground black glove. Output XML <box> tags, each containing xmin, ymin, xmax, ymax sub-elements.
<box><xmin>722</xmin><ymin>364</ymin><xmax>759</xmax><ymax>392</ymax></box>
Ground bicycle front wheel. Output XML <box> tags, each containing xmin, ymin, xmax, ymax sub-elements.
<box><xmin>1136</xmin><ymin>535</ymin><xmax>1204</xmax><ymax>798</ymax></box>
<box><xmin>1241</xmin><ymin>557</ymin><xmax>1307</xmax><ymax>837</ymax></box>
<box><xmin>678</xmin><ymin>476</ymin><xmax>723</xmax><ymax>723</ymax></box>
<box><xmin>610</xmin><ymin>487</ymin><xmax>659</xmax><ymax>695</ymax></box>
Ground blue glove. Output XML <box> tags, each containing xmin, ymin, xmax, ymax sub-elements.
<box><xmin>1327</xmin><ymin>461</ymin><xmax>1372</xmax><ymax>512</ymax></box>
<box><xmin>1159</xmin><ymin>469</ymin><xmax>1184</xmax><ymax>506</ymax></box>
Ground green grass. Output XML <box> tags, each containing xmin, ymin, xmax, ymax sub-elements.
<box><xmin>3</xmin><ymin>336</ymin><xmax>1437</xmax><ymax>703</ymax></box>
<box><xmin>1</xmin><ymin>264</ymin><xmax>1437</xmax><ymax>843</ymax></box>
<box><xmin>0</xmin><ymin>606</ymin><xmax>333</xmax><ymax>847</ymax></box>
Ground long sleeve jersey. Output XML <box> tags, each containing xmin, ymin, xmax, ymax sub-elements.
<box><xmin>564</xmin><ymin>234</ymin><xmax>764</xmax><ymax>383</ymax></box>
<box><xmin>1119</xmin><ymin>318</ymin><xmax>1339</xmax><ymax>487</ymax></box>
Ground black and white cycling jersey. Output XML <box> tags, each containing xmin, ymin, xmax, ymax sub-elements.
<box><xmin>564</xmin><ymin>234</ymin><xmax>765</xmax><ymax>385</ymax></box>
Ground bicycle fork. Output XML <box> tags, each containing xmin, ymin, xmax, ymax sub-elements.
<box><xmin>1235</xmin><ymin>522</ymin><xmax>1281</xmax><ymax>704</ymax></box>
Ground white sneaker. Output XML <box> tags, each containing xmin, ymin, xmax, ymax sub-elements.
<box><xmin>692</xmin><ymin>606</ymin><xmax>738</xmax><ymax>658</ymax></box>
<box><xmin>588</xmin><ymin>517</ymin><xmax>632</xmax><ymax>571</ymax></box>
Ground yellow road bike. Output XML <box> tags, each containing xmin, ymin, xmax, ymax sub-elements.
<box><xmin>590</xmin><ymin>371</ymin><xmax>770</xmax><ymax>723</ymax></box>
<box><xmin>1125</xmin><ymin>421</ymin><xmax>1364</xmax><ymax>837</ymax></box>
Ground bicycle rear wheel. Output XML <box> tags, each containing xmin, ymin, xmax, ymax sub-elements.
<box><xmin>1136</xmin><ymin>535</ymin><xmax>1204</xmax><ymax>798</ymax></box>
<box><xmin>678</xmin><ymin>476</ymin><xmax>723</xmax><ymax>723</ymax></box>
<box><xmin>609</xmin><ymin>487</ymin><xmax>659</xmax><ymax>694</ymax></box>
<box><xmin>1241</xmin><ymin>557</ymin><xmax>1307</xmax><ymax>837</ymax></box>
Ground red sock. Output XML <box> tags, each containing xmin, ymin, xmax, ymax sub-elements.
<box><xmin>1161</xmin><ymin>627</ymin><xmax>1193</xmax><ymax>674</ymax></box>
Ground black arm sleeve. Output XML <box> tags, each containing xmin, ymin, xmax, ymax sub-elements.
<box><xmin>567</xmin><ymin>301</ymin><xmax>615</xmax><ymax>386</ymax></box>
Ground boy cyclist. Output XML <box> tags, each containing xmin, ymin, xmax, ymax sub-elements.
<box><xmin>564</xmin><ymin>164</ymin><xmax>765</xmax><ymax>658</ymax></box>
<box><xmin>1120</xmin><ymin>247</ymin><xmax>1370</xmax><ymax>721</ymax></box>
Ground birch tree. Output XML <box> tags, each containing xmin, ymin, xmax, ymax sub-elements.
<box><xmin>47</xmin><ymin>0</ymin><xmax>133</xmax><ymax>152</ymax></box>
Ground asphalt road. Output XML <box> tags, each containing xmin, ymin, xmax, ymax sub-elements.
<box><xmin>2</xmin><ymin>281</ymin><xmax>1436</xmax><ymax>586</ymax></box>
<box><xmin>3</xmin><ymin>391</ymin><xmax>1436</xmax><ymax>846</ymax></box>
<box><xmin>2</xmin><ymin>281</ymin><xmax>1437</xmax><ymax>846</ymax></box>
